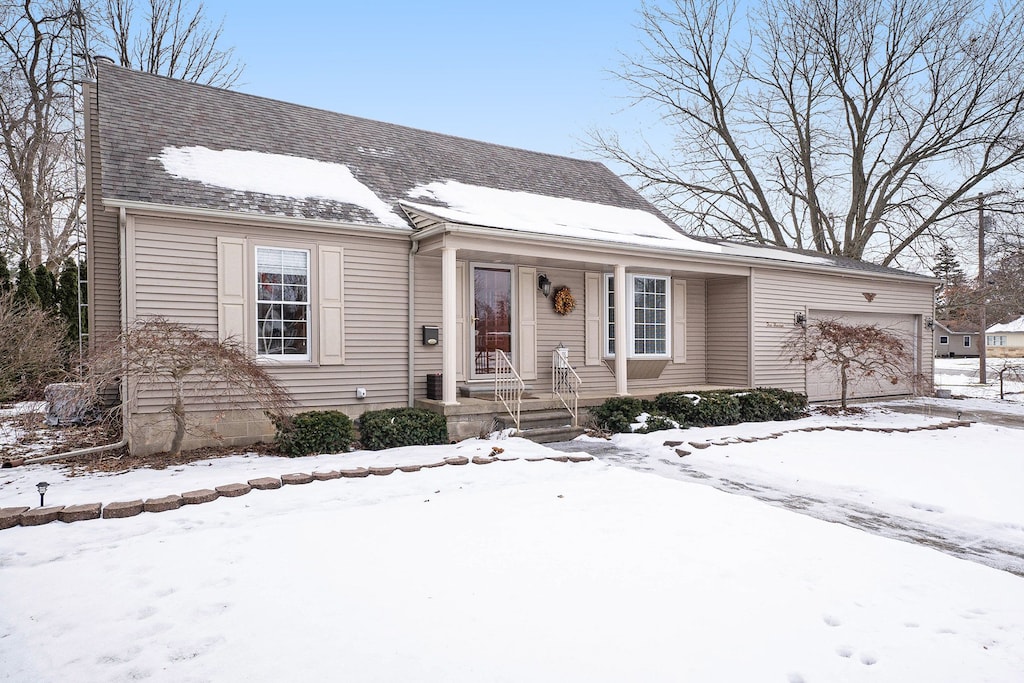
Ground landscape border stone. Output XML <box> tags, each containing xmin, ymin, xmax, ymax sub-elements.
<box><xmin>0</xmin><ymin>506</ymin><xmax>29</xmax><ymax>530</ymax></box>
<box><xmin>144</xmin><ymin>495</ymin><xmax>183</xmax><ymax>513</ymax></box>
<box><xmin>215</xmin><ymin>483</ymin><xmax>252</xmax><ymax>497</ymax></box>
<box><xmin>249</xmin><ymin>477</ymin><xmax>282</xmax><ymax>490</ymax></box>
<box><xmin>20</xmin><ymin>506</ymin><xmax>63</xmax><ymax>526</ymax></box>
<box><xmin>312</xmin><ymin>470</ymin><xmax>341</xmax><ymax>481</ymax></box>
<box><xmin>281</xmin><ymin>473</ymin><xmax>314</xmax><ymax>485</ymax></box>
<box><xmin>58</xmin><ymin>503</ymin><xmax>102</xmax><ymax>523</ymax></box>
<box><xmin>103</xmin><ymin>499</ymin><xmax>144</xmax><ymax>519</ymax></box>
<box><xmin>181</xmin><ymin>489</ymin><xmax>219</xmax><ymax>505</ymax></box>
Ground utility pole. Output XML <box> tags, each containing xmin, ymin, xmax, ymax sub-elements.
<box><xmin>972</xmin><ymin>190</ymin><xmax>1006</xmax><ymax>385</ymax></box>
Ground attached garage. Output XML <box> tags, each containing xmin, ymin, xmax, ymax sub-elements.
<box><xmin>804</xmin><ymin>310</ymin><xmax>921</xmax><ymax>402</ymax></box>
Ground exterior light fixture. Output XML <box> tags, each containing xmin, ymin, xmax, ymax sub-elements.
<box><xmin>36</xmin><ymin>481</ymin><xmax>49</xmax><ymax>507</ymax></box>
<box><xmin>925</xmin><ymin>316</ymin><xmax>934</xmax><ymax>330</ymax></box>
<box><xmin>538</xmin><ymin>273</ymin><xmax>552</xmax><ymax>297</ymax></box>
<box><xmin>794</xmin><ymin>312</ymin><xmax>807</xmax><ymax>327</ymax></box>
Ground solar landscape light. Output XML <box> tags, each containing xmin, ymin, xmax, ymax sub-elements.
<box><xmin>36</xmin><ymin>481</ymin><xmax>49</xmax><ymax>507</ymax></box>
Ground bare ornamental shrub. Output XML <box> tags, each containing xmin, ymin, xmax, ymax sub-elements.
<box><xmin>88</xmin><ymin>318</ymin><xmax>294</xmax><ymax>456</ymax></box>
<box><xmin>788</xmin><ymin>319</ymin><xmax>912</xmax><ymax>409</ymax></box>
<box><xmin>0</xmin><ymin>291</ymin><xmax>68</xmax><ymax>401</ymax></box>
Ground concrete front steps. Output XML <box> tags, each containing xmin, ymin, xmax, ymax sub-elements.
<box><xmin>516</xmin><ymin>408</ymin><xmax>585</xmax><ymax>443</ymax></box>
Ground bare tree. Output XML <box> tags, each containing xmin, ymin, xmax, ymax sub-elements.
<box><xmin>789</xmin><ymin>319</ymin><xmax>913</xmax><ymax>409</ymax></box>
<box><xmin>0</xmin><ymin>0</ymin><xmax>242</xmax><ymax>270</ymax></box>
<box><xmin>0</xmin><ymin>289</ymin><xmax>68</xmax><ymax>401</ymax></box>
<box><xmin>0</xmin><ymin>0</ymin><xmax>85</xmax><ymax>269</ymax></box>
<box><xmin>87</xmin><ymin>318</ymin><xmax>294</xmax><ymax>456</ymax></box>
<box><xmin>594</xmin><ymin>0</ymin><xmax>1024</xmax><ymax>266</ymax></box>
<box><xmin>95</xmin><ymin>0</ymin><xmax>242</xmax><ymax>87</ymax></box>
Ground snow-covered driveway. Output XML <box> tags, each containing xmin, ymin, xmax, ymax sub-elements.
<box><xmin>557</xmin><ymin>403</ymin><xmax>1024</xmax><ymax>576</ymax></box>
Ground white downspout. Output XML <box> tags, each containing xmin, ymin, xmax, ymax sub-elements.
<box><xmin>407</xmin><ymin>239</ymin><xmax>419</xmax><ymax>406</ymax></box>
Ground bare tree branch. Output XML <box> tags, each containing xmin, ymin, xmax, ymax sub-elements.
<box><xmin>592</xmin><ymin>0</ymin><xmax>1024</xmax><ymax>266</ymax></box>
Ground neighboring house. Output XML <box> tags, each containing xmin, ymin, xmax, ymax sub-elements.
<box><xmin>986</xmin><ymin>316</ymin><xmax>1024</xmax><ymax>358</ymax></box>
<box><xmin>933</xmin><ymin>320</ymin><xmax>979</xmax><ymax>358</ymax></box>
<box><xmin>84</xmin><ymin>63</ymin><xmax>938</xmax><ymax>454</ymax></box>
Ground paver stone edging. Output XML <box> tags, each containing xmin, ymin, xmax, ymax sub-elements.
<box><xmin>20</xmin><ymin>506</ymin><xmax>63</xmax><ymax>526</ymax></box>
<box><xmin>281</xmin><ymin>473</ymin><xmax>314</xmax><ymax>485</ymax></box>
<box><xmin>59</xmin><ymin>503</ymin><xmax>102</xmax><ymax>523</ymax></box>
<box><xmin>181</xmin><ymin>489</ymin><xmax>219</xmax><ymax>505</ymax></box>
<box><xmin>145</xmin><ymin>495</ymin><xmax>183</xmax><ymax>513</ymax></box>
<box><xmin>0</xmin><ymin>507</ymin><xmax>29</xmax><ymax>530</ymax></box>
<box><xmin>249</xmin><ymin>477</ymin><xmax>282</xmax><ymax>490</ymax></box>
<box><xmin>103</xmin><ymin>500</ymin><xmax>144</xmax><ymax>519</ymax></box>
<box><xmin>216</xmin><ymin>483</ymin><xmax>252</xmax><ymax>497</ymax></box>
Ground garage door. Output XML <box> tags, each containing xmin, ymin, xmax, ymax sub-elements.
<box><xmin>805</xmin><ymin>310</ymin><xmax>920</xmax><ymax>402</ymax></box>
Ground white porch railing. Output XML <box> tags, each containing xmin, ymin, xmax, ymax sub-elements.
<box><xmin>552</xmin><ymin>344</ymin><xmax>581</xmax><ymax>427</ymax></box>
<box><xmin>494</xmin><ymin>349</ymin><xmax>524</xmax><ymax>430</ymax></box>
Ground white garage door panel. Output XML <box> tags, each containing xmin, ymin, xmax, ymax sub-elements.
<box><xmin>805</xmin><ymin>310</ymin><xmax>919</xmax><ymax>402</ymax></box>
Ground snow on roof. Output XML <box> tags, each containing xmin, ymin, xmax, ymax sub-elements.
<box><xmin>155</xmin><ymin>146</ymin><xmax>407</xmax><ymax>228</ymax></box>
<box><xmin>403</xmin><ymin>180</ymin><xmax>722</xmax><ymax>253</ymax></box>
<box><xmin>717</xmin><ymin>242</ymin><xmax>835</xmax><ymax>266</ymax></box>
<box><xmin>987</xmin><ymin>316</ymin><xmax>1024</xmax><ymax>334</ymax></box>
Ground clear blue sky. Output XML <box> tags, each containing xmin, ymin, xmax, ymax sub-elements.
<box><xmin>211</xmin><ymin>1</ymin><xmax>650</xmax><ymax>160</ymax></box>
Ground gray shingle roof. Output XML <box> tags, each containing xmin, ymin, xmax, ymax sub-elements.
<box><xmin>95</xmin><ymin>63</ymin><xmax>934</xmax><ymax>282</ymax></box>
<box><xmin>95</xmin><ymin>63</ymin><xmax>665</xmax><ymax>227</ymax></box>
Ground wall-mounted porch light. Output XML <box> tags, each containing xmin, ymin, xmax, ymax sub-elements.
<box><xmin>925</xmin><ymin>316</ymin><xmax>934</xmax><ymax>330</ymax></box>
<box><xmin>538</xmin><ymin>273</ymin><xmax>552</xmax><ymax>297</ymax></box>
<box><xmin>794</xmin><ymin>312</ymin><xmax>807</xmax><ymax>328</ymax></box>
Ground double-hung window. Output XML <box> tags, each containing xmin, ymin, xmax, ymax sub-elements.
<box><xmin>256</xmin><ymin>246</ymin><xmax>310</xmax><ymax>360</ymax></box>
<box><xmin>604</xmin><ymin>273</ymin><xmax>670</xmax><ymax>358</ymax></box>
<box><xmin>963</xmin><ymin>336</ymin><xmax>971</xmax><ymax>348</ymax></box>
<box><xmin>988</xmin><ymin>335</ymin><xmax>1007</xmax><ymax>347</ymax></box>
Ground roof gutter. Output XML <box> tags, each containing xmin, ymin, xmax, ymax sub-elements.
<box><xmin>410</xmin><ymin>221</ymin><xmax>939</xmax><ymax>286</ymax></box>
<box><xmin>102</xmin><ymin>198</ymin><xmax>412</xmax><ymax>240</ymax></box>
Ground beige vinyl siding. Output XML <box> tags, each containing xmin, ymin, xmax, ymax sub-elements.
<box><xmin>129</xmin><ymin>215</ymin><xmax>410</xmax><ymax>414</ymax></box>
<box><xmin>413</xmin><ymin>255</ymin><xmax>443</xmax><ymax>398</ymax></box>
<box><xmin>706</xmin><ymin>277</ymin><xmax>750</xmax><ymax>386</ymax></box>
<box><xmin>84</xmin><ymin>82</ymin><xmax>121</xmax><ymax>345</ymax></box>
<box><xmin>750</xmin><ymin>267</ymin><xmax>935</xmax><ymax>396</ymax></box>
<box><xmin>543</xmin><ymin>272</ymin><xmax>707</xmax><ymax>395</ymax></box>
<box><xmin>414</xmin><ymin>263</ymin><xmax>710</xmax><ymax>397</ymax></box>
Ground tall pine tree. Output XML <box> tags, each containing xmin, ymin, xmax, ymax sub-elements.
<box><xmin>0</xmin><ymin>254</ymin><xmax>11</xmax><ymax>292</ymax></box>
<box><xmin>931</xmin><ymin>244</ymin><xmax>966</xmax><ymax>287</ymax></box>
<box><xmin>13</xmin><ymin>259</ymin><xmax>40</xmax><ymax>307</ymax></box>
<box><xmin>56</xmin><ymin>258</ymin><xmax>86</xmax><ymax>345</ymax></box>
<box><xmin>33</xmin><ymin>264</ymin><xmax>57</xmax><ymax>312</ymax></box>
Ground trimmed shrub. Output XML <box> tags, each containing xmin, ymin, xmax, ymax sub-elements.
<box><xmin>275</xmin><ymin>410</ymin><xmax>354</xmax><ymax>457</ymax></box>
<box><xmin>358</xmin><ymin>408</ymin><xmax>448</xmax><ymax>450</ymax></box>
<box><xmin>593</xmin><ymin>388</ymin><xmax>807</xmax><ymax>434</ymax></box>
<box><xmin>589</xmin><ymin>396</ymin><xmax>651</xmax><ymax>433</ymax></box>
<box><xmin>636</xmin><ymin>415</ymin><xmax>677</xmax><ymax>434</ymax></box>
<box><xmin>653</xmin><ymin>392</ymin><xmax>700</xmax><ymax>425</ymax></box>
<box><xmin>692</xmin><ymin>391</ymin><xmax>742</xmax><ymax>426</ymax></box>
<box><xmin>736</xmin><ymin>388</ymin><xmax>808</xmax><ymax>422</ymax></box>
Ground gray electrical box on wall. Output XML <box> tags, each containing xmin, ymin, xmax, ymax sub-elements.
<box><xmin>422</xmin><ymin>326</ymin><xmax>439</xmax><ymax>345</ymax></box>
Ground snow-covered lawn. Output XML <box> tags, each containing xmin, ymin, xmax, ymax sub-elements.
<box><xmin>2</xmin><ymin>406</ymin><xmax>1024</xmax><ymax>681</ymax></box>
<box><xmin>934</xmin><ymin>356</ymin><xmax>1024</xmax><ymax>401</ymax></box>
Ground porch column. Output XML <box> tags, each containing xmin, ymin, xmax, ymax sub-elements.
<box><xmin>614</xmin><ymin>264</ymin><xmax>628</xmax><ymax>396</ymax></box>
<box><xmin>441</xmin><ymin>246</ymin><xmax>458</xmax><ymax>405</ymax></box>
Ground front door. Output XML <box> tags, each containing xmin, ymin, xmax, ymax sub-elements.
<box><xmin>472</xmin><ymin>265</ymin><xmax>513</xmax><ymax>378</ymax></box>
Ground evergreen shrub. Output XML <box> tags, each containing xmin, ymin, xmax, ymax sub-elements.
<box><xmin>275</xmin><ymin>410</ymin><xmax>354</xmax><ymax>457</ymax></box>
<box><xmin>358</xmin><ymin>407</ymin><xmax>448</xmax><ymax>450</ymax></box>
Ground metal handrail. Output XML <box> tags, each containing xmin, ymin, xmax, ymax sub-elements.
<box><xmin>552</xmin><ymin>345</ymin><xmax>581</xmax><ymax>427</ymax></box>
<box><xmin>494</xmin><ymin>349</ymin><xmax>524</xmax><ymax>430</ymax></box>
